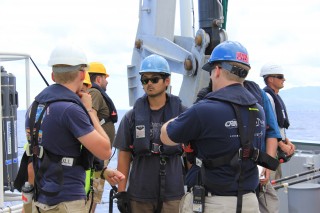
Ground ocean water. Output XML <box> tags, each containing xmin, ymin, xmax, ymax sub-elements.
<box><xmin>5</xmin><ymin>109</ymin><xmax>320</xmax><ymax>212</ymax></box>
<box><xmin>15</xmin><ymin>109</ymin><xmax>320</xmax><ymax>148</ymax></box>
<box><xmin>285</xmin><ymin>110</ymin><xmax>320</xmax><ymax>142</ymax></box>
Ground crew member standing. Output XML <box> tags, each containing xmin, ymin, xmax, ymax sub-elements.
<box><xmin>191</xmin><ymin>78</ymin><xmax>281</xmax><ymax>213</ymax></box>
<box><xmin>161</xmin><ymin>41</ymin><xmax>278</xmax><ymax>213</ymax></box>
<box><xmin>260</xmin><ymin>63</ymin><xmax>295</xmax><ymax>180</ymax></box>
<box><xmin>26</xmin><ymin>41</ymin><xmax>115</xmax><ymax>213</ymax></box>
<box><xmin>113</xmin><ymin>54</ymin><xmax>186</xmax><ymax>213</ymax></box>
<box><xmin>87</xmin><ymin>62</ymin><xmax>118</xmax><ymax>212</ymax></box>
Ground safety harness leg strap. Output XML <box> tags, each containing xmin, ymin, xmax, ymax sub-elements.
<box><xmin>156</xmin><ymin>156</ymin><xmax>167</xmax><ymax>213</ymax></box>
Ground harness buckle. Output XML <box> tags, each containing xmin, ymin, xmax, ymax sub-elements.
<box><xmin>251</xmin><ymin>148</ymin><xmax>260</xmax><ymax>162</ymax></box>
<box><xmin>239</xmin><ymin>147</ymin><xmax>259</xmax><ymax>162</ymax></box>
<box><xmin>195</xmin><ymin>157</ymin><xmax>203</xmax><ymax>168</ymax></box>
<box><xmin>160</xmin><ymin>157</ymin><xmax>167</xmax><ymax>166</ymax></box>
<box><xmin>25</xmin><ymin>143</ymin><xmax>32</xmax><ymax>156</ymax></box>
<box><xmin>99</xmin><ymin>118</ymin><xmax>106</xmax><ymax>126</ymax></box>
<box><xmin>151</xmin><ymin>143</ymin><xmax>162</xmax><ymax>154</ymax></box>
<box><xmin>238</xmin><ymin>147</ymin><xmax>252</xmax><ymax>159</ymax></box>
<box><xmin>32</xmin><ymin>145</ymin><xmax>44</xmax><ymax>158</ymax></box>
<box><xmin>160</xmin><ymin>156</ymin><xmax>167</xmax><ymax>175</ymax></box>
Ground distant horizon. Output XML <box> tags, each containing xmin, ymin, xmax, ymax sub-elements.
<box><xmin>14</xmin><ymin>85</ymin><xmax>320</xmax><ymax>111</ymax></box>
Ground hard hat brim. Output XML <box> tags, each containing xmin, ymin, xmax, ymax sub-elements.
<box><xmin>88</xmin><ymin>72</ymin><xmax>109</xmax><ymax>77</ymax></box>
<box><xmin>202</xmin><ymin>62</ymin><xmax>214</xmax><ymax>72</ymax></box>
<box><xmin>52</xmin><ymin>64</ymin><xmax>85</xmax><ymax>73</ymax></box>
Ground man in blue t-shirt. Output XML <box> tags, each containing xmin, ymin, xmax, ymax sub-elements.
<box><xmin>161</xmin><ymin>41</ymin><xmax>278</xmax><ymax>213</ymax></box>
<box><xmin>25</xmin><ymin>42</ymin><xmax>124</xmax><ymax>213</ymax></box>
<box><xmin>113</xmin><ymin>54</ymin><xmax>186</xmax><ymax>213</ymax></box>
<box><xmin>259</xmin><ymin>62</ymin><xmax>296</xmax><ymax>213</ymax></box>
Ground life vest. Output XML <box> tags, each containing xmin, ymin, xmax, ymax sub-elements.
<box><xmin>132</xmin><ymin>94</ymin><xmax>183</xmax><ymax>156</ymax></box>
<box><xmin>263</xmin><ymin>86</ymin><xmax>290</xmax><ymax>129</ymax></box>
<box><xmin>28</xmin><ymin>84</ymin><xmax>94</xmax><ymax>199</ymax></box>
<box><xmin>91</xmin><ymin>82</ymin><xmax>118</xmax><ymax>123</ymax></box>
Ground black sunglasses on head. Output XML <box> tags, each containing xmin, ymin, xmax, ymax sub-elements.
<box><xmin>269</xmin><ymin>75</ymin><xmax>284</xmax><ymax>80</ymax></box>
<box><xmin>140</xmin><ymin>76</ymin><xmax>164</xmax><ymax>85</ymax></box>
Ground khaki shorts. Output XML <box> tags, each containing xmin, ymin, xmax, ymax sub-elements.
<box><xmin>32</xmin><ymin>200</ymin><xmax>86</xmax><ymax>213</ymax></box>
<box><xmin>85</xmin><ymin>159</ymin><xmax>109</xmax><ymax>209</ymax></box>
<box><xmin>130</xmin><ymin>199</ymin><xmax>180</xmax><ymax>213</ymax></box>
<box><xmin>23</xmin><ymin>202</ymin><xmax>32</xmax><ymax>213</ymax></box>
<box><xmin>258</xmin><ymin>182</ymin><xmax>279</xmax><ymax>213</ymax></box>
<box><xmin>86</xmin><ymin>170</ymin><xmax>106</xmax><ymax>204</ymax></box>
<box><xmin>179</xmin><ymin>191</ymin><xmax>260</xmax><ymax>213</ymax></box>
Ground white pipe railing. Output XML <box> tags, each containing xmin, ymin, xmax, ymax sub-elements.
<box><xmin>0</xmin><ymin>53</ymin><xmax>30</xmax><ymax>210</ymax></box>
<box><xmin>0</xmin><ymin>203</ymin><xmax>23</xmax><ymax>213</ymax></box>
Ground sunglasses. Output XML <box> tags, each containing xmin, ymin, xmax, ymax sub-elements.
<box><xmin>269</xmin><ymin>75</ymin><xmax>284</xmax><ymax>80</ymax></box>
<box><xmin>140</xmin><ymin>76</ymin><xmax>164</xmax><ymax>85</ymax></box>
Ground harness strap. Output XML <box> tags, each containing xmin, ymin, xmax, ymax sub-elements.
<box><xmin>155</xmin><ymin>156</ymin><xmax>167</xmax><ymax>213</ymax></box>
<box><xmin>202</xmin><ymin>152</ymin><xmax>235</xmax><ymax>168</ymax></box>
<box><xmin>29</xmin><ymin>102</ymin><xmax>47</xmax><ymax>200</ymax></box>
<box><xmin>232</xmin><ymin>103</ymin><xmax>256</xmax><ymax>213</ymax></box>
<box><xmin>35</xmin><ymin>149</ymin><xmax>64</xmax><ymax>196</ymax></box>
<box><xmin>256</xmin><ymin>151</ymin><xmax>279</xmax><ymax>171</ymax></box>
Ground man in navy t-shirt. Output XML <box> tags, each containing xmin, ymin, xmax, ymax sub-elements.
<box><xmin>161</xmin><ymin>41</ymin><xmax>269</xmax><ymax>213</ymax></box>
<box><xmin>113</xmin><ymin>54</ymin><xmax>186</xmax><ymax>213</ymax></box>
<box><xmin>25</xmin><ymin>42</ymin><xmax>124</xmax><ymax>213</ymax></box>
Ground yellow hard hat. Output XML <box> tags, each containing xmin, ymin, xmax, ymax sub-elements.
<box><xmin>83</xmin><ymin>71</ymin><xmax>92</xmax><ymax>88</ymax></box>
<box><xmin>88</xmin><ymin>62</ymin><xmax>109</xmax><ymax>77</ymax></box>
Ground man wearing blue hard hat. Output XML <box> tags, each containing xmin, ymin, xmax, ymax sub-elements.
<box><xmin>161</xmin><ymin>41</ymin><xmax>279</xmax><ymax>213</ymax></box>
<box><xmin>113</xmin><ymin>54</ymin><xmax>186</xmax><ymax>213</ymax></box>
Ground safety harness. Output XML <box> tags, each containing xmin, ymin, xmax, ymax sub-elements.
<box><xmin>193</xmin><ymin>104</ymin><xmax>279</xmax><ymax>213</ymax></box>
<box><xmin>131</xmin><ymin>94</ymin><xmax>184</xmax><ymax>213</ymax></box>
<box><xmin>27</xmin><ymin>100</ymin><xmax>94</xmax><ymax>202</ymax></box>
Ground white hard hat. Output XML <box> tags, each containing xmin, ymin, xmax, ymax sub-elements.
<box><xmin>260</xmin><ymin>62</ymin><xmax>284</xmax><ymax>77</ymax></box>
<box><xmin>48</xmin><ymin>41</ymin><xmax>88</xmax><ymax>67</ymax></box>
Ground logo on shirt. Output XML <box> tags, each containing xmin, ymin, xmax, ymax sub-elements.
<box><xmin>256</xmin><ymin>118</ymin><xmax>265</xmax><ymax>127</ymax></box>
<box><xmin>225</xmin><ymin>118</ymin><xmax>265</xmax><ymax>129</ymax></box>
<box><xmin>225</xmin><ymin>119</ymin><xmax>238</xmax><ymax>129</ymax></box>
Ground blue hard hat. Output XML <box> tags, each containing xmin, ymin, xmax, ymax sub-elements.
<box><xmin>202</xmin><ymin>41</ymin><xmax>250</xmax><ymax>72</ymax></box>
<box><xmin>139</xmin><ymin>54</ymin><xmax>170</xmax><ymax>75</ymax></box>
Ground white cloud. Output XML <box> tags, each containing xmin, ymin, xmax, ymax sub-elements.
<box><xmin>1</xmin><ymin>0</ymin><xmax>139</xmax><ymax>109</ymax></box>
<box><xmin>227</xmin><ymin>0</ymin><xmax>320</xmax><ymax>89</ymax></box>
<box><xmin>1</xmin><ymin>0</ymin><xmax>320</xmax><ymax>109</ymax></box>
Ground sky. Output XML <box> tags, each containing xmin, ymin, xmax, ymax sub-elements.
<box><xmin>1</xmin><ymin>0</ymin><xmax>320</xmax><ymax>110</ymax></box>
